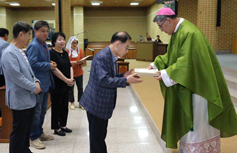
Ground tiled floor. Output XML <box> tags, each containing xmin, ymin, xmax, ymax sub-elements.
<box><xmin>217</xmin><ymin>54</ymin><xmax>237</xmax><ymax>106</ymax></box>
<box><xmin>216</xmin><ymin>54</ymin><xmax>237</xmax><ymax>70</ymax></box>
<box><xmin>0</xmin><ymin>61</ymin><xmax>164</xmax><ymax>153</ymax></box>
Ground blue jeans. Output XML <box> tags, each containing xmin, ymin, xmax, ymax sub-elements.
<box><xmin>30</xmin><ymin>92</ymin><xmax>49</xmax><ymax>140</ymax></box>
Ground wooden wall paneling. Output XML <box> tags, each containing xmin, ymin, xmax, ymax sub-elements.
<box><xmin>85</xmin><ymin>41</ymin><xmax>137</xmax><ymax>59</ymax></box>
<box><xmin>133</xmin><ymin>50</ymin><xmax>137</xmax><ymax>59</ymax></box>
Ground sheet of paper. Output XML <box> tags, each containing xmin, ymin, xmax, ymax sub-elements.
<box><xmin>78</xmin><ymin>55</ymin><xmax>93</xmax><ymax>62</ymax></box>
<box><xmin>134</xmin><ymin>68</ymin><xmax>160</xmax><ymax>76</ymax></box>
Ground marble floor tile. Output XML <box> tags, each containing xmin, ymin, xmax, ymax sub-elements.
<box><xmin>106</xmin><ymin>128</ymin><xmax>118</xmax><ymax>143</ymax></box>
<box><xmin>216</xmin><ymin>54</ymin><xmax>237</xmax><ymax>70</ymax></box>
<box><xmin>113</xmin><ymin>105</ymin><xmax>143</xmax><ymax>119</ymax></box>
<box><xmin>116</xmin><ymin>127</ymin><xmax>157</xmax><ymax>143</ymax></box>
<box><xmin>72</xmin><ymin>141</ymin><xmax>90</xmax><ymax>153</ymax></box>
<box><xmin>78</xmin><ymin>114</ymin><xmax>89</xmax><ymax>128</ymax></box>
<box><xmin>30</xmin><ymin>141</ymin><xmax>74</xmax><ymax>153</ymax></box>
<box><xmin>114</xmin><ymin>116</ymin><xmax>149</xmax><ymax>129</ymax></box>
<box><xmin>76</xmin><ymin>127</ymin><xmax>90</xmax><ymax>142</ymax></box>
<box><xmin>0</xmin><ymin>143</ymin><xmax>8</xmax><ymax>153</ymax></box>
<box><xmin>117</xmin><ymin>142</ymin><xmax>164</xmax><ymax>153</ymax></box>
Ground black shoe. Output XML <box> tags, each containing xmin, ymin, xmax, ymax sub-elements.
<box><xmin>61</xmin><ymin>127</ymin><xmax>72</xmax><ymax>133</ymax></box>
<box><xmin>54</xmin><ymin>129</ymin><xmax>66</xmax><ymax>136</ymax></box>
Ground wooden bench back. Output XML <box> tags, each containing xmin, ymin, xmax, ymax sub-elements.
<box><xmin>85</xmin><ymin>41</ymin><xmax>137</xmax><ymax>59</ymax></box>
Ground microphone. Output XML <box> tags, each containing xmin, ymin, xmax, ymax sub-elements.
<box><xmin>73</xmin><ymin>30</ymin><xmax>88</xmax><ymax>36</ymax></box>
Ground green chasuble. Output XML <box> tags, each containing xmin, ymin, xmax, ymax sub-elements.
<box><xmin>154</xmin><ymin>19</ymin><xmax>237</xmax><ymax>148</ymax></box>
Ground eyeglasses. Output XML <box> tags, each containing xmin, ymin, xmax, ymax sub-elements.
<box><xmin>158</xmin><ymin>18</ymin><xmax>167</xmax><ymax>29</ymax></box>
<box><xmin>119</xmin><ymin>42</ymin><xmax>129</xmax><ymax>50</ymax></box>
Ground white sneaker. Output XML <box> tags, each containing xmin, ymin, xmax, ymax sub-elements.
<box><xmin>30</xmin><ymin>138</ymin><xmax>46</xmax><ymax>149</ymax></box>
<box><xmin>39</xmin><ymin>133</ymin><xmax>54</xmax><ymax>141</ymax></box>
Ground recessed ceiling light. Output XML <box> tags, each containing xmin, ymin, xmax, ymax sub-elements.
<box><xmin>91</xmin><ymin>1</ymin><xmax>103</xmax><ymax>6</ymax></box>
<box><xmin>5</xmin><ymin>2</ymin><xmax>20</xmax><ymax>6</ymax></box>
<box><xmin>130</xmin><ymin>2</ymin><xmax>139</xmax><ymax>5</ymax></box>
<box><xmin>92</xmin><ymin>2</ymin><xmax>100</xmax><ymax>5</ymax></box>
<box><xmin>52</xmin><ymin>3</ymin><xmax>55</xmax><ymax>6</ymax></box>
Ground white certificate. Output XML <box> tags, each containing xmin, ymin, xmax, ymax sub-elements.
<box><xmin>134</xmin><ymin>68</ymin><xmax>160</xmax><ymax>76</ymax></box>
<box><xmin>78</xmin><ymin>55</ymin><xmax>93</xmax><ymax>62</ymax></box>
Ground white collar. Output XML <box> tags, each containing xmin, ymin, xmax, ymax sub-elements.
<box><xmin>71</xmin><ymin>48</ymin><xmax>79</xmax><ymax>58</ymax></box>
<box><xmin>174</xmin><ymin>18</ymin><xmax>184</xmax><ymax>33</ymax></box>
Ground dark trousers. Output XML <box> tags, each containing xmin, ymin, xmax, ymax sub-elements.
<box><xmin>10</xmin><ymin>107</ymin><xmax>35</xmax><ymax>153</ymax></box>
<box><xmin>69</xmin><ymin>75</ymin><xmax>83</xmax><ymax>103</ymax></box>
<box><xmin>87</xmin><ymin>112</ymin><xmax>108</xmax><ymax>153</ymax></box>
<box><xmin>51</xmin><ymin>89</ymin><xmax>69</xmax><ymax>129</ymax></box>
<box><xmin>0</xmin><ymin>74</ymin><xmax>5</xmax><ymax>87</ymax></box>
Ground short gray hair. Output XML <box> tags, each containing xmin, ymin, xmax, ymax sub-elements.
<box><xmin>153</xmin><ymin>15</ymin><xmax>177</xmax><ymax>23</ymax></box>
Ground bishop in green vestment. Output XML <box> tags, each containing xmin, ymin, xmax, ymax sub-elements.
<box><xmin>149</xmin><ymin>7</ymin><xmax>237</xmax><ymax>150</ymax></box>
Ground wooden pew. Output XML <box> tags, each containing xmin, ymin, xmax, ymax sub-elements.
<box><xmin>85</xmin><ymin>42</ymin><xmax>109</xmax><ymax>59</ymax></box>
<box><xmin>126</xmin><ymin>42</ymin><xmax>136</xmax><ymax>59</ymax></box>
<box><xmin>85</xmin><ymin>41</ymin><xmax>137</xmax><ymax>59</ymax></box>
<box><xmin>0</xmin><ymin>87</ymin><xmax>12</xmax><ymax>143</ymax></box>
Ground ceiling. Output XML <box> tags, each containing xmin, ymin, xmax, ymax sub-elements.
<box><xmin>0</xmin><ymin>0</ymin><xmax>157</xmax><ymax>8</ymax></box>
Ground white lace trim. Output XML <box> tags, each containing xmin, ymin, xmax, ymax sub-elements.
<box><xmin>179</xmin><ymin>135</ymin><xmax>220</xmax><ymax>153</ymax></box>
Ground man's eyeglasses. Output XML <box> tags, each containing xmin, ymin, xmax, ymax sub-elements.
<box><xmin>158</xmin><ymin>18</ymin><xmax>167</xmax><ymax>29</ymax></box>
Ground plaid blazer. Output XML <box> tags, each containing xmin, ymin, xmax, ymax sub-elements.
<box><xmin>80</xmin><ymin>46</ymin><xmax>127</xmax><ymax>119</ymax></box>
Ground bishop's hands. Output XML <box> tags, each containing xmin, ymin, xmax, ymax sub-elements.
<box><xmin>147</xmin><ymin>65</ymin><xmax>153</xmax><ymax>70</ymax></box>
<box><xmin>125</xmin><ymin>69</ymin><xmax>143</xmax><ymax>84</ymax></box>
<box><xmin>147</xmin><ymin>65</ymin><xmax>162</xmax><ymax>80</ymax></box>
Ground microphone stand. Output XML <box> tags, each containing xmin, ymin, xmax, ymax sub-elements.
<box><xmin>73</xmin><ymin>30</ymin><xmax>88</xmax><ymax>36</ymax></box>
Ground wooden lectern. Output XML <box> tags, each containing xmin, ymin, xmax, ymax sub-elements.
<box><xmin>116</xmin><ymin>61</ymin><xmax>129</xmax><ymax>74</ymax></box>
<box><xmin>116</xmin><ymin>61</ymin><xmax>130</xmax><ymax>86</ymax></box>
<box><xmin>0</xmin><ymin>87</ymin><xmax>12</xmax><ymax>143</ymax></box>
<box><xmin>136</xmin><ymin>42</ymin><xmax>167</xmax><ymax>61</ymax></box>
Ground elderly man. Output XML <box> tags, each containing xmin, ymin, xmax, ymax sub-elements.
<box><xmin>148</xmin><ymin>7</ymin><xmax>237</xmax><ymax>152</ymax></box>
<box><xmin>80</xmin><ymin>31</ymin><xmax>142</xmax><ymax>153</ymax></box>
